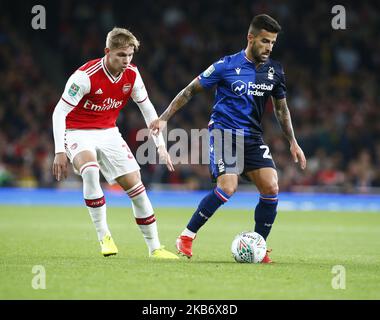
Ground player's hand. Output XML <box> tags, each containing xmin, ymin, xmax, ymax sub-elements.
<box><xmin>157</xmin><ymin>145</ymin><xmax>175</xmax><ymax>172</ymax></box>
<box><xmin>290</xmin><ymin>140</ymin><xmax>306</xmax><ymax>170</ymax></box>
<box><xmin>52</xmin><ymin>152</ymin><xmax>68</xmax><ymax>181</ymax></box>
<box><xmin>149</xmin><ymin>118</ymin><xmax>167</xmax><ymax>137</ymax></box>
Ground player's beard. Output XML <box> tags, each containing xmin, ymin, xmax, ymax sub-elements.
<box><xmin>251</xmin><ymin>44</ymin><xmax>270</xmax><ymax>63</ymax></box>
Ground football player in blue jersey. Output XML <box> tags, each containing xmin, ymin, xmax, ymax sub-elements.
<box><xmin>150</xmin><ymin>14</ymin><xmax>306</xmax><ymax>262</ymax></box>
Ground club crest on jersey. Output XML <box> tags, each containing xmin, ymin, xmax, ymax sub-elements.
<box><xmin>122</xmin><ymin>83</ymin><xmax>131</xmax><ymax>94</ymax></box>
<box><xmin>68</xmin><ymin>83</ymin><xmax>80</xmax><ymax>97</ymax></box>
<box><xmin>268</xmin><ymin>67</ymin><xmax>275</xmax><ymax>80</ymax></box>
<box><xmin>202</xmin><ymin>65</ymin><xmax>215</xmax><ymax>78</ymax></box>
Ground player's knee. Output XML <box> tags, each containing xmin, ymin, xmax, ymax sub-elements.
<box><xmin>126</xmin><ymin>181</ymin><xmax>147</xmax><ymax>199</ymax></box>
<box><xmin>217</xmin><ymin>174</ymin><xmax>238</xmax><ymax>196</ymax></box>
<box><xmin>79</xmin><ymin>161</ymin><xmax>99</xmax><ymax>175</ymax></box>
<box><xmin>218</xmin><ymin>184</ymin><xmax>238</xmax><ymax>197</ymax></box>
<box><xmin>80</xmin><ymin>162</ymin><xmax>103</xmax><ymax>197</ymax></box>
<box><xmin>262</xmin><ymin>183</ymin><xmax>279</xmax><ymax>196</ymax></box>
<box><xmin>116</xmin><ymin>171</ymin><xmax>141</xmax><ymax>191</ymax></box>
<box><xmin>80</xmin><ymin>163</ymin><xmax>100</xmax><ymax>181</ymax></box>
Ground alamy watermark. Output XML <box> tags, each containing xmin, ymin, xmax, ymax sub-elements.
<box><xmin>31</xmin><ymin>265</ymin><xmax>46</xmax><ymax>289</ymax></box>
<box><xmin>31</xmin><ymin>5</ymin><xmax>46</xmax><ymax>30</ymax></box>
<box><xmin>331</xmin><ymin>5</ymin><xmax>346</xmax><ymax>30</ymax></box>
<box><xmin>31</xmin><ymin>5</ymin><xmax>346</xmax><ymax>34</ymax></box>
<box><xmin>136</xmin><ymin>128</ymin><xmax>248</xmax><ymax>174</ymax></box>
<box><xmin>331</xmin><ymin>265</ymin><xmax>346</xmax><ymax>289</ymax></box>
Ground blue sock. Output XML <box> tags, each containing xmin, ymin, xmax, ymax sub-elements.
<box><xmin>254</xmin><ymin>194</ymin><xmax>278</xmax><ymax>240</ymax></box>
<box><xmin>187</xmin><ymin>187</ymin><xmax>231</xmax><ymax>233</ymax></box>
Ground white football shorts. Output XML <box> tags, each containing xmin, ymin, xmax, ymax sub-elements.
<box><xmin>64</xmin><ymin>127</ymin><xmax>140</xmax><ymax>184</ymax></box>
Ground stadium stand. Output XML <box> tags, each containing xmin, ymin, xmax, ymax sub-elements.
<box><xmin>0</xmin><ymin>0</ymin><xmax>379</xmax><ymax>193</ymax></box>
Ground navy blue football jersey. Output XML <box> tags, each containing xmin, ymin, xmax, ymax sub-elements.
<box><xmin>198</xmin><ymin>49</ymin><xmax>286</xmax><ymax>138</ymax></box>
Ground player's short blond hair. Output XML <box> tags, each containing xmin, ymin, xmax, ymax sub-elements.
<box><xmin>106</xmin><ymin>27</ymin><xmax>140</xmax><ymax>51</ymax></box>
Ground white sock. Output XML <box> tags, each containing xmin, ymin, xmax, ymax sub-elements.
<box><xmin>87</xmin><ymin>204</ymin><xmax>110</xmax><ymax>241</ymax></box>
<box><xmin>181</xmin><ymin>228</ymin><xmax>196</xmax><ymax>239</ymax></box>
<box><xmin>81</xmin><ymin>163</ymin><xmax>111</xmax><ymax>241</ymax></box>
<box><xmin>126</xmin><ymin>182</ymin><xmax>161</xmax><ymax>253</ymax></box>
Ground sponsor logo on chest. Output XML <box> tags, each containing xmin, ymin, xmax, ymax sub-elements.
<box><xmin>231</xmin><ymin>80</ymin><xmax>273</xmax><ymax>97</ymax></box>
<box><xmin>83</xmin><ymin>97</ymin><xmax>123</xmax><ymax>111</ymax></box>
<box><xmin>230</xmin><ymin>65</ymin><xmax>275</xmax><ymax>96</ymax></box>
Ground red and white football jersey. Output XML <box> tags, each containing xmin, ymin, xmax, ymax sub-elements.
<box><xmin>61</xmin><ymin>57</ymin><xmax>148</xmax><ymax>129</ymax></box>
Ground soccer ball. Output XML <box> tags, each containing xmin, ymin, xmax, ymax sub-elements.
<box><xmin>231</xmin><ymin>231</ymin><xmax>267</xmax><ymax>263</ymax></box>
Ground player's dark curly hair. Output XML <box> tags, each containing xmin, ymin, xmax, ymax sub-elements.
<box><xmin>249</xmin><ymin>14</ymin><xmax>282</xmax><ymax>34</ymax></box>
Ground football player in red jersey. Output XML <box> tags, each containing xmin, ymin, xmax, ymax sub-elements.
<box><xmin>52</xmin><ymin>27</ymin><xmax>178</xmax><ymax>259</ymax></box>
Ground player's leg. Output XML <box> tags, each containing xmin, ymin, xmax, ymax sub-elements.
<box><xmin>183</xmin><ymin>174</ymin><xmax>237</xmax><ymax>238</ymax></box>
<box><xmin>115</xmin><ymin>172</ymin><xmax>178</xmax><ymax>259</ymax></box>
<box><xmin>177</xmin><ymin>127</ymin><xmax>239</xmax><ymax>258</ymax></box>
<box><xmin>245</xmin><ymin>167</ymin><xmax>278</xmax><ymax>263</ymax></box>
<box><xmin>116</xmin><ymin>171</ymin><xmax>160</xmax><ymax>254</ymax></box>
<box><xmin>177</xmin><ymin>174</ymin><xmax>238</xmax><ymax>258</ymax></box>
<box><xmin>98</xmin><ymin>127</ymin><xmax>177</xmax><ymax>259</ymax></box>
<box><xmin>66</xmin><ymin>130</ymin><xmax>116</xmax><ymax>256</ymax></box>
<box><xmin>72</xmin><ymin>150</ymin><xmax>117</xmax><ymax>256</ymax></box>
<box><xmin>245</xmin><ymin>167</ymin><xmax>279</xmax><ymax>240</ymax></box>
<box><xmin>242</xmin><ymin>138</ymin><xmax>278</xmax><ymax>263</ymax></box>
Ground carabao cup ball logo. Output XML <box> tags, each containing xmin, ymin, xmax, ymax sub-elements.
<box><xmin>231</xmin><ymin>80</ymin><xmax>247</xmax><ymax>96</ymax></box>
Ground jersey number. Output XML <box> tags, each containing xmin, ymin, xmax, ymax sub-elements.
<box><xmin>260</xmin><ymin>145</ymin><xmax>272</xmax><ymax>159</ymax></box>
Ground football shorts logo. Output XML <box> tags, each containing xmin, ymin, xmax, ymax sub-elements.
<box><xmin>68</xmin><ymin>83</ymin><xmax>80</xmax><ymax>97</ymax></box>
<box><xmin>217</xmin><ymin>159</ymin><xmax>225</xmax><ymax>173</ymax></box>
<box><xmin>122</xmin><ymin>84</ymin><xmax>131</xmax><ymax>94</ymax></box>
<box><xmin>70</xmin><ymin>143</ymin><xmax>78</xmax><ymax>150</ymax></box>
<box><xmin>122</xmin><ymin>144</ymin><xmax>134</xmax><ymax>159</ymax></box>
<box><xmin>231</xmin><ymin>80</ymin><xmax>247</xmax><ymax>96</ymax></box>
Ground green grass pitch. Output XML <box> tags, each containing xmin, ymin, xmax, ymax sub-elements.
<box><xmin>1</xmin><ymin>205</ymin><xmax>379</xmax><ymax>299</ymax></box>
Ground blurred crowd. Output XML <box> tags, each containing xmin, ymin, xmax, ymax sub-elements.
<box><xmin>0</xmin><ymin>0</ymin><xmax>379</xmax><ymax>193</ymax></box>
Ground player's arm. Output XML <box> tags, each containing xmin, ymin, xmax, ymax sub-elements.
<box><xmin>150</xmin><ymin>59</ymin><xmax>223</xmax><ymax>134</ymax></box>
<box><xmin>149</xmin><ymin>78</ymin><xmax>204</xmax><ymax>135</ymax></box>
<box><xmin>272</xmin><ymin>97</ymin><xmax>307</xmax><ymax>169</ymax></box>
<box><xmin>162</xmin><ymin>78</ymin><xmax>204</xmax><ymax>121</ymax></box>
<box><xmin>52</xmin><ymin>100</ymin><xmax>74</xmax><ymax>181</ymax></box>
<box><xmin>131</xmin><ymin>69</ymin><xmax>174</xmax><ymax>171</ymax></box>
<box><xmin>271</xmin><ymin>97</ymin><xmax>295</xmax><ymax>143</ymax></box>
<box><xmin>52</xmin><ymin>71</ymin><xmax>90</xmax><ymax>181</ymax></box>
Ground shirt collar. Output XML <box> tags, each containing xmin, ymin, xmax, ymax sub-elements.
<box><xmin>101</xmin><ymin>57</ymin><xmax>123</xmax><ymax>83</ymax></box>
<box><xmin>240</xmin><ymin>49</ymin><xmax>270</xmax><ymax>70</ymax></box>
